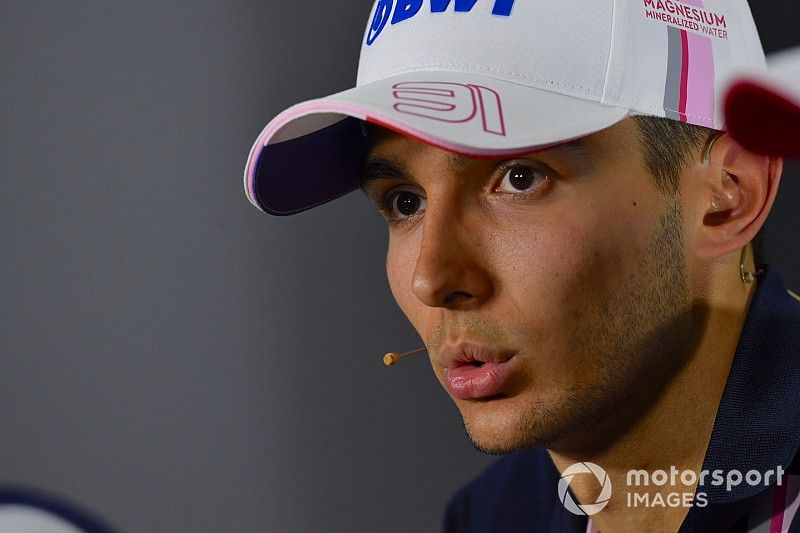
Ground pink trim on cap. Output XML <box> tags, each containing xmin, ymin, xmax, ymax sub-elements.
<box><xmin>243</xmin><ymin>101</ymin><xmax>367</xmax><ymax>211</ymax></box>
<box><xmin>679</xmin><ymin>30</ymin><xmax>690</xmax><ymax>122</ymax></box>
<box><xmin>685</xmin><ymin>32</ymin><xmax>716</xmax><ymax>127</ymax></box>
<box><xmin>244</xmin><ymin>100</ymin><xmax>591</xmax><ymax>211</ymax></box>
<box><xmin>365</xmin><ymin>116</ymin><xmax>570</xmax><ymax>160</ymax></box>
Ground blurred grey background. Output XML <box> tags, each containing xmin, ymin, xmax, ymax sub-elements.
<box><xmin>0</xmin><ymin>1</ymin><xmax>798</xmax><ymax>532</ymax></box>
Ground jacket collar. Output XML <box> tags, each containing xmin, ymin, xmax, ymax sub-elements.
<box><xmin>696</xmin><ymin>265</ymin><xmax>800</xmax><ymax>503</ymax></box>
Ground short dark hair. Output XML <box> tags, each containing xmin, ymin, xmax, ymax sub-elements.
<box><xmin>633</xmin><ymin>115</ymin><xmax>764</xmax><ymax>266</ymax></box>
<box><xmin>633</xmin><ymin>116</ymin><xmax>715</xmax><ymax>195</ymax></box>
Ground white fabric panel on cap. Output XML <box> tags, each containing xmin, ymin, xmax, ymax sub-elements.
<box><xmin>604</xmin><ymin>0</ymin><xmax>764</xmax><ymax>129</ymax></box>
<box><xmin>358</xmin><ymin>0</ymin><xmax>614</xmax><ymax>103</ymax></box>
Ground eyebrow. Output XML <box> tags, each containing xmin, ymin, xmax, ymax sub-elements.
<box><xmin>359</xmin><ymin>139</ymin><xmax>592</xmax><ymax>189</ymax></box>
<box><xmin>360</xmin><ymin>156</ymin><xmax>414</xmax><ymax>189</ymax></box>
<box><xmin>445</xmin><ymin>152</ymin><xmax>470</xmax><ymax>173</ymax></box>
<box><xmin>540</xmin><ymin>138</ymin><xmax>592</xmax><ymax>160</ymax></box>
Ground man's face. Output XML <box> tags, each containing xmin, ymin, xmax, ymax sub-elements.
<box><xmin>362</xmin><ymin>119</ymin><xmax>695</xmax><ymax>454</ymax></box>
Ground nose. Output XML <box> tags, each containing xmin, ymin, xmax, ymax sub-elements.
<box><xmin>411</xmin><ymin>204</ymin><xmax>494</xmax><ymax>310</ymax></box>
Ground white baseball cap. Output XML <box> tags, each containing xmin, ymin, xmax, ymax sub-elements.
<box><xmin>245</xmin><ymin>0</ymin><xmax>765</xmax><ymax>215</ymax></box>
<box><xmin>724</xmin><ymin>46</ymin><xmax>800</xmax><ymax>157</ymax></box>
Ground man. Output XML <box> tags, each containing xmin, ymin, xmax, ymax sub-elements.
<box><xmin>724</xmin><ymin>46</ymin><xmax>800</xmax><ymax>157</ymax></box>
<box><xmin>244</xmin><ymin>1</ymin><xmax>800</xmax><ymax>531</ymax></box>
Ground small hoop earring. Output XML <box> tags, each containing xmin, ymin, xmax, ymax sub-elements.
<box><xmin>739</xmin><ymin>246</ymin><xmax>763</xmax><ymax>284</ymax></box>
<box><xmin>702</xmin><ymin>131</ymin><xmax>725</xmax><ymax>165</ymax></box>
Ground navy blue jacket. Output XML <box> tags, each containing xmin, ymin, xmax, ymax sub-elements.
<box><xmin>444</xmin><ymin>266</ymin><xmax>800</xmax><ymax>533</ymax></box>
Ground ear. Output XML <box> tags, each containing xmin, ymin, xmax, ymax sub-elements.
<box><xmin>692</xmin><ymin>133</ymin><xmax>782</xmax><ymax>260</ymax></box>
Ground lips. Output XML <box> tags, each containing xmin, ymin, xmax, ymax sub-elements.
<box><xmin>440</xmin><ymin>340</ymin><xmax>516</xmax><ymax>401</ymax></box>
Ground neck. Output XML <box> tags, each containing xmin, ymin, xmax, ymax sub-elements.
<box><xmin>548</xmin><ymin>259</ymin><xmax>756</xmax><ymax>533</ymax></box>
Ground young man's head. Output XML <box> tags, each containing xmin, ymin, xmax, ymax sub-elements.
<box><xmin>244</xmin><ymin>1</ymin><xmax>780</xmax><ymax>455</ymax></box>
<box><xmin>360</xmin><ymin>115</ymin><xmax>780</xmax><ymax>455</ymax></box>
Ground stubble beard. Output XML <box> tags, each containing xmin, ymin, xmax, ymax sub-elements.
<box><xmin>462</xmin><ymin>200</ymin><xmax>695</xmax><ymax>456</ymax></box>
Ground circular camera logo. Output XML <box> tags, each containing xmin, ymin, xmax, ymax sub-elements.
<box><xmin>558</xmin><ymin>462</ymin><xmax>612</xmax><ymax>516</ymax></box>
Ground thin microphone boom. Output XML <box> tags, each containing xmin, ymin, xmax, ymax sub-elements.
<box><xmin>383</xmin><ymin>347</ymin><xmax>427</xmax><ymax>367</ymax></box>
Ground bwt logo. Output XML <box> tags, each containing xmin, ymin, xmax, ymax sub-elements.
<box><xmin>367</xmin><ymin>0</ymin><xmax>516</xmax><ymax>45</ymax></box>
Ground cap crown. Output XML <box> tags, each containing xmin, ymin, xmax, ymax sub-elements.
<box><xmin>357</xmin><ymin>0</ymin><xmax>766</xmax><ymax>128</ymax></box>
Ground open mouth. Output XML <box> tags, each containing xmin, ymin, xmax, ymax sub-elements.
<box><xmin>445</xmin><ymin>357</ymin><xmax>516</xmax><ymax>401</ymax></box>
<box><xmin>439</xmin><ymin>339</ymin><xmax>517</xmax><ymax>400</ymax></box>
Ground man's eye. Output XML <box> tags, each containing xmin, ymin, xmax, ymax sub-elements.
<box><xmin>495</xmin><ymin>165</ymin><xmax>548</xmax><ymax>193</ymax></box>
<box><xmin>387</xmin><ymin>189</ymin><xmax>426</xmax><ymax>220</ymax></box>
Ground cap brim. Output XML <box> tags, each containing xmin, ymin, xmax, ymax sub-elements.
<box><xmin>724</xmin><ymin>50</ymin><xmax>800</xmax><ymax>158</ymax></box>
<box><xmin>245</xmin><ymin>71</ymin><xmax>629</xmax><ymax>215</ymax></box>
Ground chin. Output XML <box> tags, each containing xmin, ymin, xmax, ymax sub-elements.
<box><xmin>457</xmin><ymin>395</ymin><xmax>550</xmax><ymax>455</ymax></box>
<box><xmin>455</xmin><ymin>386</ymin><xmax>592</xmax><ymax>454</ymax></box>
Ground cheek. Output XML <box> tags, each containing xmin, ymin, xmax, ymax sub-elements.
<box><xmin>385</xmin><ymin>248</ymin><xmax>406</xmax><ymax>308</ymax></box>
<box><xmin>497</xmin><ymin>211</ymin><xmax>633</xmax><ymax>341</ymax></box>
<box><xmin>386</xmin><ymin>233</ymin><xmax>422</xmax><ymax>325</ymax></box>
